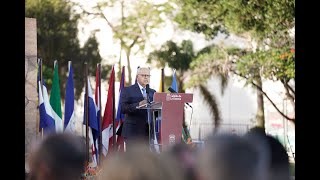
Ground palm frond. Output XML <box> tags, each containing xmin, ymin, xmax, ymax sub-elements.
<box><xmin>199</xmin><ymin>84</ymin><xmax>221</xmax><ymax>132</ymax></box>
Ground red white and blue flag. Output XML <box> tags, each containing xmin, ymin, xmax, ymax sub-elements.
<box><xmin>115</xmin><ymin>66</ymin><xmax>125</xmax><ymax>152</ymax></box>
<box><xmin>102</xmin><ymin>66</ymin><xmax>115</xmax><ymax>156</ymax></box>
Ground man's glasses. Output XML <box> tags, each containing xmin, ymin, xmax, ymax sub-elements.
<box><xmin>139</xmin><ymin>74</ymin><xmax>151</xmax><ymax>78</ymax></box>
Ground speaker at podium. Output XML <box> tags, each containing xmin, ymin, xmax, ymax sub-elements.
<box><xmin>136</xmin><ymin>92</ymin><xmax>193</xmax><ymax>152</ymax></box>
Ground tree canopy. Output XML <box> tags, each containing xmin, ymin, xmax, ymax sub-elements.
<box><xmin>26</xmin><ymin>0</ymin><xmax>111</xmax><ymax>100</ymax></box>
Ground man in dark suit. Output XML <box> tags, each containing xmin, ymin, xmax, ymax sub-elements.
<box><xmin>120</xmin><ymin>67</ymin><xmax>156</xmax><ymax>149</ymax></box>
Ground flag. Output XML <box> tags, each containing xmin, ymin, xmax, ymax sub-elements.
<box><xmin>36</xmin><ymin>59</ymin><xmax>42</xmax><ymax>94</ymax></box>
<box><xmin>94</xmin><ymin>64</ymin><xmax>101</xmax><ymax>164</ymax></box>
<box><xmin>171</xmin><ymin>69</ymin><xmax>178</xmax><ymax>92</ymax></box>
<box><xmin>158</xmin><ymin>68</ymin><xmax>164</xmax><ymax>92</ymax></box>
<box><xmin>115</xmin><ymin>66</ymin><xmax>125</xmax><ymax>152</ymax></box>
<box><xmin>88</xmin><ymin>128</ymin><xmax>97</xmax><ymax>167</ymax></box>
<box><xmin>64</xmin><ymin>61</ymin><xmax>76</xmax><ymax>133</ymax></box>
<box><xmin>50</xmin><ymin>60</ymin><xmax>63</xmax><ymax>132</ymax></box>
<box><xmin>182</xmin><ymin>126</ymin><xmax>193</xmax><ymax>145</ymax></box>
<box><xmin>83</xmin><ymin>77</ymin><xmax>100</xmax><ymax>167</ymax></box>
<box><xmin>37</xmin><ymin>59</ymin><xmax>42</xmax><ymax>135</ymax></box>
<box><xmin>171</xmin><ymin>69</ymin><xmax>193</xmax><ymax>145</ymax></box>
<box><xmin>102</xmin><ymin>66</ymin><xmax>115</xmax><ymax>156</ymax></box>
<box><xmin>38</xmin><ymin>81</ymin><xmax>55</xmax><ymax>134</ymax></box>
<box><xmin>41</xmin><ymin>81</ymin><xmax>57</xmax><ymax>135</ymax></box>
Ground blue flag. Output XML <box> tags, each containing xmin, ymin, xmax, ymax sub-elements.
<box><xmin>64</xmin><ymin>61</ymin><xmax>75</xmax><ymax>132</ymax></box>
<box><xmin>170</xmin><ymin>69</ymin><xmax>193</xmax><ymax>144</ymax></box>
<box><xmin>83</xmin><ymin>78</ymin><xmax>100</xmax><ymax>148</ymax></box>
<box><xmin>83</xmin><ymin>77</ymin><xmax>100</xmax><ymax>166</ymax></box>
<box><xmin>115</xmin><ymin>66</ymin><xmax>126</xmax><ymax>151</ymax></box>
<box><xmin>116</xmin><ymin>67</ymin><xmax>125</xmax><ymax>122</ymax></box>
<box><xmin>39</xmin><ymin>81</ymin><xmax>55</xmax><ymax>134</ymax></box>
<box><xmin>171</xmin><ymin>69</ymin><xmax>178</xmax><ymax>92</ymax></box>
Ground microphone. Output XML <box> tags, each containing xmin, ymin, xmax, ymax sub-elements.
<box><xmin>146</xmin><ymin>84</ymin><xmax>150</xmax><ymax>103</ymax></box>
<box><xmin>168</xmin><ymin>87</ymin><xmax>193</xmax><ymax>108</ymax></box>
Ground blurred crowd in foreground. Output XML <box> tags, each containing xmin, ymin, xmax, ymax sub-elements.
<box><xmin>26</xmin><ymin>127</ymin><xmax>292</xmax><ymax>180</ymax></box>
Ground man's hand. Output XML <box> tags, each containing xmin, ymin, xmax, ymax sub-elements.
<box><xmin>139</xmin><ymin>99</ymin><xmax>148</xmax><ymax>106</ymax></box>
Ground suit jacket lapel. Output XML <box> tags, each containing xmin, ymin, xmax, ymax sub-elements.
<box><xmin>134</xmin><ymin>83</ymin><xmax>144</xmax><ymax>99</ymax></box>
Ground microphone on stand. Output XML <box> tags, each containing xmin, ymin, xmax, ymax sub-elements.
<box><xmin>146</xmin><ymin>84</ymin><xmax>151</xmax><ymax>104</ymax></box>
<box><xmin>168</xmin><ymin>87</ymin><xmax>193</xmax><ymax>108</ymax></box>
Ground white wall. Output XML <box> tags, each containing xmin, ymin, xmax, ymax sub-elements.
<box><xmin>185</xmin><ymin>75</ymin><xmax>257</xmax><ymax>139</ymax></box>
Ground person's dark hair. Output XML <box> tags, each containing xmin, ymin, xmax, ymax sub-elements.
<box><xmin>165</xmin><ymin>143</ymin><xmax>197</xmax><ymax>180</ymax></box>
<box><xmin>29</xmin><ymin>133</ymin><xmax>86</xmax><ymax>180</ymax></box>
<box><xmin>265</xmin><ymin>135</ymin><xmax>290</xmax><ymax>180</ymax></box>
<box><xmin>244</xmin><ymin>127</ymin><xmax>290</xmax><ymax>180</ymax></box>
<box><xmin>98</xmin><ymin>141</ymin><xmax>184</xmax><ymax>180</ymax></box>
<box><xmin>197</xmin><ymin>134</ymin><xmax>262</xmax><ymax>180</ymax></box>
<box><xmin>246</xmin><ymin>126</ymin><xmax>266</xmax><ymax>136</ymax></box>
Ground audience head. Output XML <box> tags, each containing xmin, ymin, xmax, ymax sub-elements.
<box><xmin>28</xmin><ymin>133</ymin><xmax>86</xmax><ymax>180</ymax></box>
<box><xmin>98</xmin><ymin>141</ymin><xmax>183</xmax><ymax>180</ymax></box>
<box><xmin>245</xmin><ymin>126</ymin><xmax>291</xmax><ymax>180</ymax></box>
<box><xmin>163</xmin><ymin>143</ymin><xmax>197</xmax><ymax>180</ymax></box>
<box><xmin>265</xmin><ymin>135</ymin><xmax>290</xmax><ymax>180</ymax></box>
<box><xmin>196</xmin><ymin>133</ymin><xmax>262</xmax><ymax>180</ymax></box>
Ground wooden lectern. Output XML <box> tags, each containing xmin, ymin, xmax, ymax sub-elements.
<box><xmin>138</xmin><ymin>92</ymin><xmax>193</xmax><ymax>152</ymax></box>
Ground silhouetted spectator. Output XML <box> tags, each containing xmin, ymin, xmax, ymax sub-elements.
<box><xmin>245</xmin><ymin>127</ymin><xmax>291</xmax><ymax>180</ymax></box>
<box><xmin>265</xmin><ymin>135</ymin><xmax>290</xmax><ymax>180</ymax></box>
<box><xmin>163</xmin><ymin>143</ymin><xmax>197</xmax><ymax>180</ymax></box>
<box><xmin>98</xmin><ymin>140</ymin><xmax>183</xmax><ymax>180</ymax></box>
<box><xmin>196</xmin><ymin>134</ymin><xmax>263</xmax><ymax>180</ymax></box>
<box><xmin>27</xmin><ymin>133</ymin><xmax>86</xmax><ymax>180</ymax></box>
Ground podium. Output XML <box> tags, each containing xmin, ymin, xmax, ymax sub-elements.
<box><xmin>137</xmin><ymin>92</ymin><xmax>193</xmax><ymax>152</ymax></box>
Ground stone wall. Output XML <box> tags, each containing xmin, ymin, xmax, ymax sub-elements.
<box><xmin>25</xmin><ymin>18</ymin><xmax>37</xmax><ymax>155</ymax></box>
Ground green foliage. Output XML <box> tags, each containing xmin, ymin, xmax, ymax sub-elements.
<box><xmin>148</xmin><ymin>40</ymin><xmax>194</xmax><ymax>72</ymax></box>
<box><xmin>263</xmin><ymin>48</ymin><xmax>295</xmax><ymax>81</ymax></box>
<box><xmin>173</xmin><ymin>0</ymin><xmax>229</xmax><ymax>40</ymax></box>
<box><xmin>236</xmin><ymin>47</ymin><xmax>295</xmax><ymax>83</ymax></box>
<box><xmin>26</xmin><ymin>0</ymin><xmax>109</xmax><ymax>100</ymax></box>
<box><xmin>173</xmin><ymin>0</ymin><xmax>295</xmax><ymax>45</ymax></box>
<box><xmin>85</xmin><ymin>0</ymin><xmax>173</xmax><ymax>84</ymax></box>
<box><xmin>186</xmin><ymin>46</ymin><xmax>228</xmax><ymax>88</ymax></box>
<box><xmin>170</xmin><ymin>0</ymin><xmax>295</xmax><ymax>125</ymax></box>
<box><xmin>113</xmin><ymin>1</ymin><xmax>168</xmax><ymax>50</ymax></box>
<box><xmin>173</xmin><ymin>0</ymin><xmax>295</xmax><ymax>93</ymax></box>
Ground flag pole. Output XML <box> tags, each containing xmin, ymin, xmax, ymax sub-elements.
<box><xmin>112</xmin><ymin>65</ymin><xmax>116</xmax><ymax>151</ymax></box>
<box><xmin>161</xmin><ymin>68</ymin><xmax>164</xmax><ymax>92</ymax></box>
<box><xmin>37</xmin><ymin>58</ymin><xmax>44</xmax><ymax>139</ymax></box>
<box><xmin>40</xmin><ymin>59</ymin><xmax>44</xmax><ymax>139</ymax></box>
<box><xmin>36</xmin><ymin>59</ymin><xmax>40</xmax><ymax>139</ymax></box>
<box><xmin>84</xmin><ymin>62</ymin><xmax>90</xmax><ymax>166</ymax></box>
<box><xmin>116</xmin><ymin>66</ymin><xmax>125</xmax><ymax>151</ymax></box>
<box><xmin>98</xmin><ymin>63</ymin><xmax>103</xmax><ymax>165</ymax></box>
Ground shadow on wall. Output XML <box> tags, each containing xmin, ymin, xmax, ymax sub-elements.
<box><xmin>186</xmin><ymin>76</ymin><xmax>256</xmax><ymax>139</ymax></box>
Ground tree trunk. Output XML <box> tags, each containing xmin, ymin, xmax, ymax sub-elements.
<box><xmin>283</xmin><ymin>82</ymin><xmax>295</xmax><ymax>112</ymax></box>
<box><xmin>125</xmin><ymin>50</ymin><xmax>132</xmax><ymax>85</ymax></box>
<box><xmin>255</xmin><ymin>75</ymin><xmax>265</xmax><ymax>128</ymax></box>
<box><xmin>178</xmin><ymin>75</ymin><xmax>184</xmax><ymax>93</ymax></box>
<box><xmin>118</xmin><ymin>1</ymin><xmax>124</xmax><ymax>82</ymax></box>
<box><xmin>118</xmin><ymin>46</ymin><xmax>122</xmax><ymax>82</ymax></box>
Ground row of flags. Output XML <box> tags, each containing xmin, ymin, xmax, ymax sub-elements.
<box><xmin>37</xmin><ymin>60</ymin><xmax>125</xmax><ymax>167</ymax></box>
<box><xmin>37</xmin><ymin>60</ymin><xmax>192</xmax><ymax>166</ymax></box>
<box><xmin>37</xmin><ymin>60</ymin><xmax>63</xmax><ymax>134</ymax></box>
